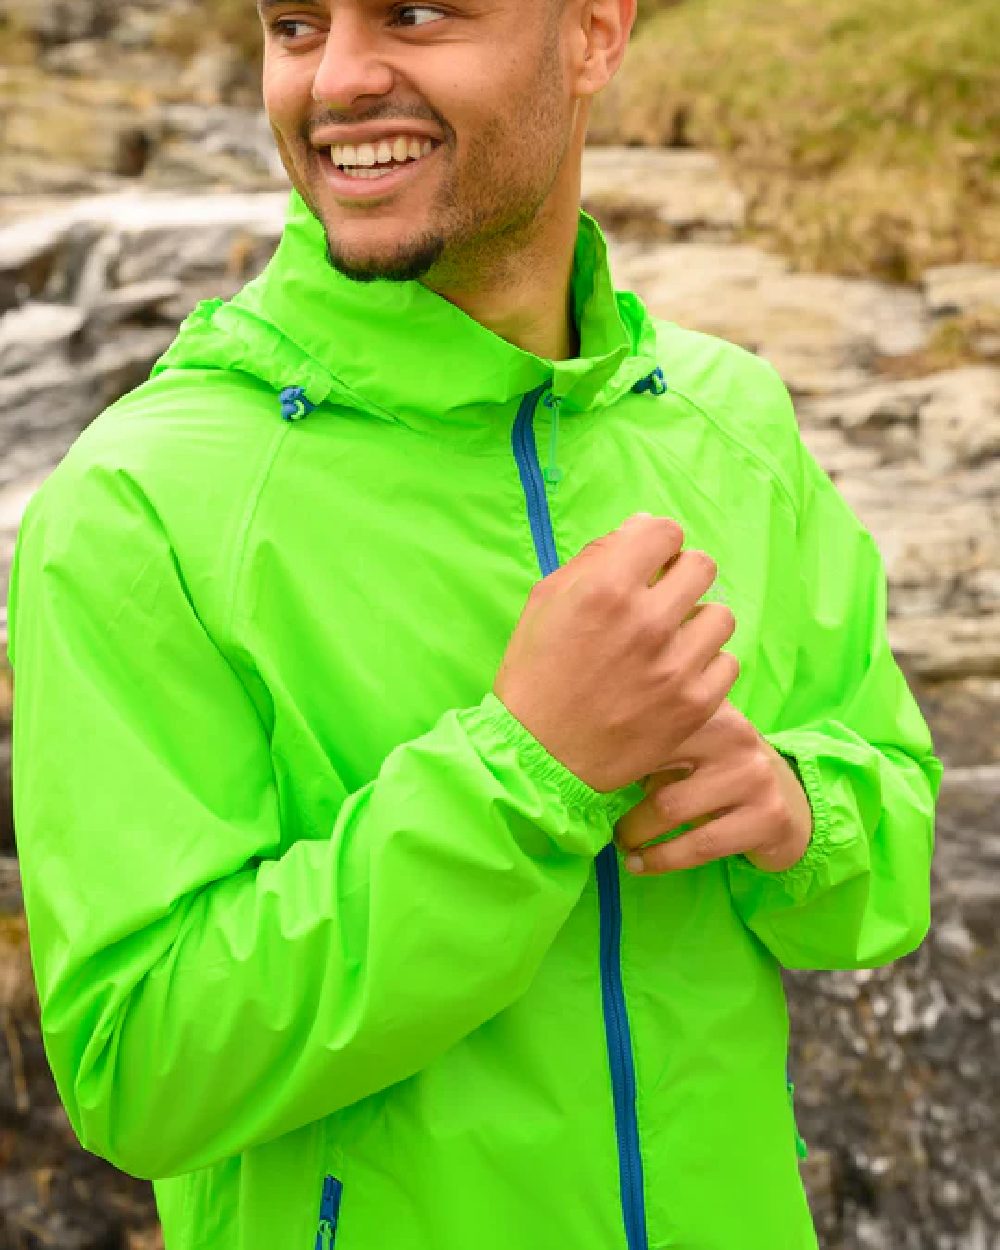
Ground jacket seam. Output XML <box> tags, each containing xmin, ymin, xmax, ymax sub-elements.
<box><xmin>664</xmin><ymin>378</ymin><xmax>800</xmax><ymax>520</ymax></box>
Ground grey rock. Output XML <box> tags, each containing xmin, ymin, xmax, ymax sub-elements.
<box><xmin>922</xmin><ymin>264</ymin><xmax>1000</xmax><ymax>320</ymax></box>
<box><xmin>608</xmin><ymin>237</ymin><xmax>932</xmax><ymax>395</ymax></box>
<box><xmin>918</xmin><ymin>367</ymin><xmax>1000</xmax><ymax>474</ymax></box>
<box><xmin>90</xmin><ymin>279</ymin><xmax>184</xmax><ymax>325</ymax></box>
<box><xmin>890</xmin><ymin>614</ymin><xmax>1000</xmax><ymax>680</ymax></box>
<box><xmin>581</xmin><ymin>147</ymin><xmax>745</xmax><ymax>240</ymax></box>
<box><xmin>0</xmin><ymin>302</ymin><xmax>86</xmax><ymax>375</ymax></box>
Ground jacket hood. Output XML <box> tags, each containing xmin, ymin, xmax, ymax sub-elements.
<box><xmin>152</xmin><ymin>188</ymin><xmax>665</xmax><ymax>437</ymax></box>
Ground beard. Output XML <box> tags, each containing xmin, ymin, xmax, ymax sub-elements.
<box><xmin>322</xmin><ymin>223</ymin><xmax>448</xmax><ymax>284</ymax></box>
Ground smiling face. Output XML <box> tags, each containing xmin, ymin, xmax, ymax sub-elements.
<box><xmin>260</xmin><ymin>0</ymin><xmax>587</xmax><ymax>286</ymax></box>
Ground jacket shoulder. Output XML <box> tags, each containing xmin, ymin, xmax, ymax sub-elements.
<box><xmin>649</xmin><ymin>318</ymin><xmax>803</xmax><ymax>509</ymax></box>
<box><xmin>11</xmin><ymin>367</ymin><xmax>288</xmax><ymax>663</ymax></box>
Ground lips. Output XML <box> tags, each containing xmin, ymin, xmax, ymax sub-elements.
<box><xmin>316</xmin><ymin>142</ymin><xmax>441</xmax><ymax>201</ymax></box>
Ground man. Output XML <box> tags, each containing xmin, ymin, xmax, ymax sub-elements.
<box><xmin>6</xmin><ymin>1</ymin><xmax>940</xmax><ymax>1247</ymax></box>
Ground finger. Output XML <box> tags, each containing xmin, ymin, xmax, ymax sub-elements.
<box><xmin>624</xmin><ymin>808</ymin><xmax>760</xmax><ymax>874</ymax></box>
<box><xmin>640</xmin><ymin>765</ymin><xmax>692</xmax><ymax>792</ymax></box>
<box><xmin>693</xmin><ymin>650</ymin><xmax>741</xmax><ymax>716</ymax></box>
<box><xmin>647</xmin><ymin>547</ymin><xmax>719</xmax><ymax>630</ymax></box>
<box><xmin>610</xmin><ymin>515</ymin><xmax>687</xmax><ymax>591</ymax></box>
<box><xmin>616</xmin><ymin>764</ymin><xmax>740</xmax><ymax>852</ymax></box>
<box><xmin>649</xmin><ymin>700</ymin><xmax>754</xmax><ymax>773</ymax></box>
<box><xmin>669</xmin><ymin>602</ymin><xmax>737</xmax><ymax>672</ymax></box>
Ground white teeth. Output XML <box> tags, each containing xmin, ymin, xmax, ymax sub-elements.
<box><xmin>330</xmin><ymin>134</ymin><xmax>438</xmax><ymax>173</ymax></box>
<box><xmin>343</xmin><ymin>168</ymin><xmax>395</xmax><ymax>179</ymax></box>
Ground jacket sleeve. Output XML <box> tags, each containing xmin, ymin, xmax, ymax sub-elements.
<box><xmin>725</xmin><ymin>373</ymin><xmax>942</xmax><ymax>971</ymax></box>
<box><xmin>6</xmin><ymin>456</ymin><xmax>640</xmax><ymax>1181</ymax></box>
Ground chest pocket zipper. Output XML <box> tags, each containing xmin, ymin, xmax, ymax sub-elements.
<box><xmin>314</xmin><ymin>1175</ymin><xmax>344</xmax><ymax>1249</ymax></box>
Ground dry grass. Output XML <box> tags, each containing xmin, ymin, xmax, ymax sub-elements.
<box><xmin>594</xmin><ymin>0</ymin><xmax>1000</xmax><ymax>280</ymax></box>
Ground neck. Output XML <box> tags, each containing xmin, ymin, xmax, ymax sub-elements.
<box><xmin>419</xmin><ymin>189</ymin><xmax>583</xmax><ymax>363</ymax></box>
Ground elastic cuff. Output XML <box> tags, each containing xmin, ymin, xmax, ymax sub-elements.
<box><xmin>755</xmin><ymin>744</ymin><xmax>836</xmax><ymax>889</ymax></box>
<box><xmin>476</xmin><ymin>691</ymin><xmax>644</xmax><ymax>825</ymax></box>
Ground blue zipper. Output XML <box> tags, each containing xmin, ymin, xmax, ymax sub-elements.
<box><xmin>314</xmin><ymin>1174</ymin><xmax>343</xmax><ymax>1249</ymax></box>
<box><xmin>511</xmin><ymin>385</ymin><xmax>649</xmax><ymax>1250</ymax></box>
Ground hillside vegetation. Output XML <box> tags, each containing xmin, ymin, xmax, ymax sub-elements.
<box><xmin>592</xmin><ymin>0</ymin><xmax>1000</xmax><ymax>279</ymax></box>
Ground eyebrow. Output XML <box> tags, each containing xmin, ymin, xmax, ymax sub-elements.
<box><xmin>256</xmin><ymin>0</ymin><xmax>318</xmax><ymax>13</ymax></box>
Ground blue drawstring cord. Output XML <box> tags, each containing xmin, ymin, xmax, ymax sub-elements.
<box><xmin>280</xmin><ymin>386</ymin><xmax>316</xmax><ymax>422</ymax></box>
<box><xmin>280</xmin><ymin>367</ymin><xmax>668</xmax><ymax>487</ymax></box>
<box><xmin>631</xmin><ymin>366</ymin><xmax>667</xmax><ymax>397</ymax></box>
<box><xmin>541</xmin><ymin>368</ymin><xmax>668</xmax><ymax>487</ymax></box>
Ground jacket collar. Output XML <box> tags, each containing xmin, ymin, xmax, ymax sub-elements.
<box><xmin>227</xmin><ymin>189</ymin><xmax>661</xmax><ymax>428</ymax></box>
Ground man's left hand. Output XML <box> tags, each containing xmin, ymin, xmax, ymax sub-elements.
<box><xmin>614</xmin><ymin>702</ymin><xmax>813</xmax><ymax>875</ymax></box>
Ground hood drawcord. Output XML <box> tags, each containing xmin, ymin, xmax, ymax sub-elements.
<box><xmin>280</xmin><ymin>386</ymin><xmax>316</xmax><ymax>422</ymax></box>
<box><xmin>632</xmin><ymin>366</ymin><xmax>667</xmax><ymax>397</ymax></box>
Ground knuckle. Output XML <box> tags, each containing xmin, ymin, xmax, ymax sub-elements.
<box><xmin>761</xmin><ymin>791</ymin><xmax>791</xmax><ymax>829</ymax></box>
<box><xmin>655</xmin><ymin>787</ymin><xmax>675</xmax><ymax>819</ymax></box>
<box><xmin>744</xmin><ymin>753</ymin><xmax>773</xmax><ymax>791</ymax></box>
<box><xmin>681</xmin><ymin>681</ymin><xmax>713</xmax><ymax>717</ymax></box>
<box><xmin>692</xmin><ymin>824</ymin><xmax>721</xmax><ymax>864</ymax></box>
<box><xmin>592</xmin><ymin>576</ymin><xmax>630</xmax><ymax>612</ymax></box>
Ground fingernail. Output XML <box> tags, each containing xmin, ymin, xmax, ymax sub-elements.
<box><xmin>625</xmin><ymin>853</ymin><xmax>645</xmax><ymax>873</ymax></box>
<box><xmin>620</xmin><ymin>511</ymin><xmax>653</xmax><ymax>528</ymax></box>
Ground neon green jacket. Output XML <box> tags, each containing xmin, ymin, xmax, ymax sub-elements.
<box><xmin>7</xmin><ymin>191</ymin><xmax>940</xmax><ymax>1250</ymax></box>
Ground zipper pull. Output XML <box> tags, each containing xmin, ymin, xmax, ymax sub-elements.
<box><xmin>786</xmin><ymin>1081</ymin><xmax>809</xmax><ymax>1160</ymax></box>
<box><xmin>314</xmin><ymin>1175</ymin><xmax>344</xmax><ymax>1248</ymax></box>
<box><xmin>541</xmin><ymin>391</ymin><xmax>564</xmax><ymax>491</ymax></box>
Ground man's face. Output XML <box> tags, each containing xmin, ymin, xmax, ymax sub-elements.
<box><xmin>260</xmin><ymin>0</ymin><xmax>577</xmax><ymax>285</ymax></box>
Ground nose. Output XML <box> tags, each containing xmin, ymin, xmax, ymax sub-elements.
<box><xmin>311</xmin><ymin>12</ymin><xmax>394</xmax><ymax>108</ymax></box>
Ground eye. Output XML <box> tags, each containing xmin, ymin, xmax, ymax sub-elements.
<box><xmin>392</xmin><ymin>5</ymin><xmax>447</xmax><ymax>27</ymax></box>
<box><xmin>269</xmin><ymin>17</ymin><xmax>321</xmax><ymax>42</ymax></box>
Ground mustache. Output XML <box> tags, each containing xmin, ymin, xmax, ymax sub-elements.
<box><xmin>305</xmin><ymin>103</ymin><xmax>452</xmax><ymax>139</ymax></box>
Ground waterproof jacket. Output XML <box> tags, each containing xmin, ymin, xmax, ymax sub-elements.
<box><xmin>7</xmin><ymin>190</ymin><xmax>941</xmax><ymax>1250</ymax></box>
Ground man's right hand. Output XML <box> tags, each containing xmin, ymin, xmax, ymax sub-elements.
<box><xmin>492</xmin><ymin>513</ymin><xmax>740</xmax><ymax>794</ymax></box>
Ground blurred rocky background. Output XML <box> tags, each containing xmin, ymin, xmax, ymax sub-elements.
<box><xmin>1</xmin><ymin>0</ymin><xmax>998</xmax><ymax>1246</ymax></box>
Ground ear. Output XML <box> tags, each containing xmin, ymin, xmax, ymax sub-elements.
<box><xmin>567</xmin><ymin>0</ymin><xmax>637</xmax><ymax>99</ymax></box>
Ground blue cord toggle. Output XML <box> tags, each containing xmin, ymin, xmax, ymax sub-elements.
<box><xmin>632</xmin><ymin>367</ymin><xmax>668</xmax><ymax>396</ymax></box>
<box><xmin>279</xmin><ymin>385</ymin><xmax>317</xmax><ymax>422</ymax></box>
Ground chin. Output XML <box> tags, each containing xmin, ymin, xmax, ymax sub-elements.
<box><xmin>322</xmin><ymin>225</ymin><xmax>448</xmax><ymax>285</ymax></box>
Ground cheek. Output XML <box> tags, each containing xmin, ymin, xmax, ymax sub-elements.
<box><xmin>262</xmin><ymin>58</ymin><xmax>313</xmax><ymax>134</ymax></box>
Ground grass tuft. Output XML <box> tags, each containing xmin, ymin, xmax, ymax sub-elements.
<box><xmin>592</xmin><ymin>0</ymin><xmax>1000</xmax><ymax>279</ymax></box>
